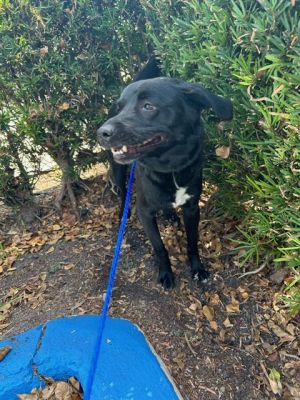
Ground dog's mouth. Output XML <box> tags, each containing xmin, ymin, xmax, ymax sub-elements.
<box><xmin>111</xmin><ymin>134</ymin><xmax>166</xmax><ymax>161</ymax></box>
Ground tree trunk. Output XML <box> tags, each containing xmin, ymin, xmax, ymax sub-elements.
<box><xmin>2</xmin><ymin>132</ymin><xmax>39</xmax><ymax>223</ymax></box>
<box><xmin>50</xmin><ymin>150</ymin><xmax>81</xmax><ymax>218</ymax></box>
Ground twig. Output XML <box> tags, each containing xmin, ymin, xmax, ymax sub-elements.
<box><xmin>101</xmin><ymin>181</ymin><xmax>110</xmax><ymax>202</ymax></box>
<box><xmin>34</xmin><ymin>214</ymin><xmax>43</xmax><ymax>222</ymax></box>
<box><xmin>280</xmin><ymin>351</ymin><xmax>300</xmax><ymax>361</ymax></box>
<box><xmin>198</xmin><ymin>385</ymin><xmax>218</xmax><ymax>396</ymax></box>
<box><xmin>238</xmin><ymin>262</ymin><xmax>267</xmax><ymax>279</ymax></box>
<box><xmin>41</xmin><ymin>210</ymin><xmax>56</xmax><ymax>220</ymax></box>
<box><xmin>260</xmin><ymin>360</ymin><xmax>269</xmax><ymax>381</ymax></box>
<box><xmin>259</xmin><ymin>360</ymin><xmax>275</xmax><ymax>396</ymax></box>
<box><xmin>184</xmin><ymin>332</ymin><xmax>197</xmax><ymax>356</ymax></box>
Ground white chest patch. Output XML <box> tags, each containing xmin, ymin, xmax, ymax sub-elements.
<box><xmin>172</xmin><ymin>187</ymin><xmax>192</xmax><ymax>208</ymax></box>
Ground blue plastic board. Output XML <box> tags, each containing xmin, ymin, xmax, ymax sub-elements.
<box><xmin>0</xmin><ymin>315</ymin><xmax>182</xmax><ymax>400</ymax></box>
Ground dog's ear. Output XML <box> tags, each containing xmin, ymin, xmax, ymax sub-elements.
<box><xmin>133</xmin><ymin>56</ymin><xmax>161</xmax><ymax>82</ymax></box>
<box><xmin>107</xmin><ymin>56</ymin><xmax>161</xmax><ymax>118</ymax></box>
<box><xmin>180</xmin><ymin>82</ymin><xmax>233</xmax><ymax>121</ymax></box>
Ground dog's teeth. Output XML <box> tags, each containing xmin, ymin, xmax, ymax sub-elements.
<box><xmin>112</xmin><ymin>148</ymin><xmax>124</xmax><ymax>155</ymax></box>
<box><xmin>122</xmin><ymin>145</ymin><xmax>128</xmax><ymax>152</ymax></box>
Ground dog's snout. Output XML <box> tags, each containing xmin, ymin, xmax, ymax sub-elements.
<box><xmin>97</xmin><ymin>124</ymin><xmax>115</xmax><ymax>142</ymax></box>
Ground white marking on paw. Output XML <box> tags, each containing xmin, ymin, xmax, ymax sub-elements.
<box><xmin>172</xmin><ymin>187</ymin><xmax>192</xmax><ymax>208</ymax></box>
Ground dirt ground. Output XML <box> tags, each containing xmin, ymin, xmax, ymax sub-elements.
<box><xmin>0</xmin><ymin>170</ymin><xmax>299</xmax><ymax>400</ymax></box>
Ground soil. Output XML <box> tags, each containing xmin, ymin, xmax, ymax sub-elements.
<box><xmin>0</xmin><ymin>170</ymin><xmax>299</xmax><ymax>400</ymax></box>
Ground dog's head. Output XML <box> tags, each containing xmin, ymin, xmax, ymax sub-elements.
<box><xmin>97</xmin><ymin>78</ymin><xmax>232</xmax><ymax>169</ymax></box>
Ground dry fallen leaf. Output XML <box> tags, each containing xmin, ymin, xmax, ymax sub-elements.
<box><xmin>268</xmin><ymin>368</ymin><xmax>282</xmax><ymax>395</ymax></box>
<box><xmin>18</xmin><ymin>378</ymin><xmax>82</xmax><ymax>400</ymax></box>
<box><xmin>18</xmin><ymin>394</ymin><xmax>37</xmax><ymax>400</ymax></box>
<box><xmin>226</xmin><ymin>298</ymin><xmax>240</xmax><ymax>314</ymax></box>
<box><xmin>268</xmin><ymin>320</ymin><xmax>295</xmax><ymax>342</ymax></box>
<box><xmin>40</xmin><ymin>272</ymin><xmax>47</xmax><ymax>281</ymax></box>
<box><xmin>40</xmin><ymin>385</ymin><xmax>55</xmax><ymax>399</ymax></box>
<box><xmin>210</xmin><ymin>320</ymin><xmax>218</xmax><ymax>331</ymax></box>
<box><xmin>48</xmin><ymin>232</ymin><xmax>64</xmax><ymax>245</ymax></box>
<box><xmin>177</xmin><ymin>255</ymin><xmax>187</xmax><ymax>263</ymax></box>
<box><xmin>52</xmin><ymin>224</ymin><xmax>62</xmax><ymax>231</ymax></box>
<box><xmin>287</xmin><ymin>385</ymin><xmax>300</xmax><ymax>400</ymax></box>
<box><xmin>215</xmin><ymin>145</ymin><xmax>230</xmax><ymax>159</ymax></box>
<box><xmin>0</xmin><ymin>346</ymin><xmax>11</xmax><ymax>362</ymax></box>
<box><xmin>64</xmin><ymin>263</ymin><xmax>76</xmax><ymax>271</ymax></box>
<box><xmin>62</xmin><ymin>213</ymin><xmax>77</xmax><ymax>226</ymax></box>
<box><xmin>286</xmin><ymin>323</ymin><xmax>296</xmax><ymax>336</ymax></box>
<box><xmin>209</xmin><ymin>293</ymin><xmax>220</xmax><ymax>306</ymax></box>
<box><xmin>39</xmin><ymin>46</ymin><xmax>48</xmax><ymax>56</ymax></box>
<box><xmin>272</xmin><ymin>84</ymin><xmax>285</xmax><ymax>97</ymax></box>
<box><xmin>189</xmin><ymin>303</ymin><xmax>198</xmax><ymax>312</ymax></box>
<box><xmin>5</xmin><ymin>255</ymin><xmax>17</xmax><ymax>268</ymax></box>
<box><xmin>237</xmin><ymin>286</ymin><xmax>249</xmax><ymax>300</ymax></box>
<box><xmin>46</xmin><ymin>246</ymin><xmax>55</xmax><ymax>254</ymax></box>
<box><xmin>223</xmin><ymin>317</ymin><xmax>233</xmax><ymax>328</ymax></box>
<box><xmin>173</xmin><ymin>356</ymin><xmax>185</xmax><ymax>370</ymax></box>
<box><xmin>69</xmin><ymin>376</ymin><xmax>81</xmax><ymax>391</ymax></box>
<box><xmin>54</xmin><ymin>381</ymin><xmax>73</xmax><ymax>400</ymax></box>
<box><xmin>203</xmin><ymin>305</ymin><xmax>214</xmax><ymax>322</ymax></box>
<box><xmin>58</xmin><ymin>102</ymin><xmax>70</xmax><ymax>112</ymax></box>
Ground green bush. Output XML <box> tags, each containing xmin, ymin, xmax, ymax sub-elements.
<box><xmin>0</xmin><ymin>111</ymin><xmax>33</xmax><ymax>207</ymax></box>
<box><xmin>0</xmin><ymin>0</ymin><xmax>148</xmax><ymax>214</ymax></box>
<box><xmin>141</xmin><ymin>0</ymin><xmax>300</xmax><ymax>308</ymax></box>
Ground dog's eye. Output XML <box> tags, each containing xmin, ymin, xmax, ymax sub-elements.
<box><xmin>142</xmin><ymin>103</ymin><xmax>156</xmax><ymax>111</ymax></box>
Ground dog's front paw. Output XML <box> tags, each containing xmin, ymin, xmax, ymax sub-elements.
<box><xmin>157</xmin><ymin>270</ymin><xmax>175</xmax><ymax>289</ymax></box>
<box><xmin>191</xmin><ymin>263</ymin><xmax>210</xmax><ymax>283</ymax></box>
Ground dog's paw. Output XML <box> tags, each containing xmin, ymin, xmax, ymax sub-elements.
<box><xmin>191</xmin><ymin>265</ymin><xmax>210</xmax><ymax>283</ymax></box>
<box><xmin>157</xmin><ymin>270</ymin><xmax>175</xmax><ymax>289</ymax></box>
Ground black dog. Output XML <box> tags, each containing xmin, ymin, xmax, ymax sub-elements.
<box><xmin>98</xmin><ymin>66</ymin><xmax>233</xmax><ymax>289</ymax></box>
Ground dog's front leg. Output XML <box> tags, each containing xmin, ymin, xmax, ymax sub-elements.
<box><xmin>182</xmin><ymin>202</ymin><xmax>209</xmax><ymax>282</ymax></box>
<box><xmin>138</xmin><ymin>208</ymin><xmax>175</xmax><ymax>289</ymax></box>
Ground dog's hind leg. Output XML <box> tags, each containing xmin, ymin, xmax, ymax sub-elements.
<box><xmin>138</xmin><ymin>208</ymin><xmax>175</xmax><ymax>289</ymax></box>
<box><xmin>182</xmin><ymin>201</ymin><xmax>209</xmax><ymax>282</ymax></box>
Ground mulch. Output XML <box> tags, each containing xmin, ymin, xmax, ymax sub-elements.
<box><xmin>0</xmin><ymin>172</ymin><xmax>299</xmax><ymax>400</ymax></box>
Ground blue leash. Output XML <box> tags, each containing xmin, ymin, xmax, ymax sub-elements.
<box><xmin>84</xmin><ymin>161</ymin><xmax>136</xmax><ymax>400</ymax></box>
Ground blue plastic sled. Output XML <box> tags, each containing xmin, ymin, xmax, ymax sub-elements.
<box><xmin>0</xmin><ymin>315</ymin><xmax>182</xmax><ymax>400</ymax></box>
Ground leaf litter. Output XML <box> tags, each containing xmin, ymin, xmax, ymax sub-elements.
<box><xmin>0</xmin><ymin>172</ymin><xmax>299</xmax><ymax>399</ymax></box>
<box><xmin>18</xmin><ymin>377</ymin><xmax>82</xmax><ymax>400</ymax></box>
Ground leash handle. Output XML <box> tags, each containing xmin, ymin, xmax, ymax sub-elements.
<box><xmin>85</xmin><ymin>161</ymin><xmax>136</xmax><ymax>400</ymax></box>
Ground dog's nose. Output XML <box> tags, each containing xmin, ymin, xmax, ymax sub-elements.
<box><xmin>97</xmin><ymin>124</ymin><xmax>115</xmax><ymax>142</ymax></box>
